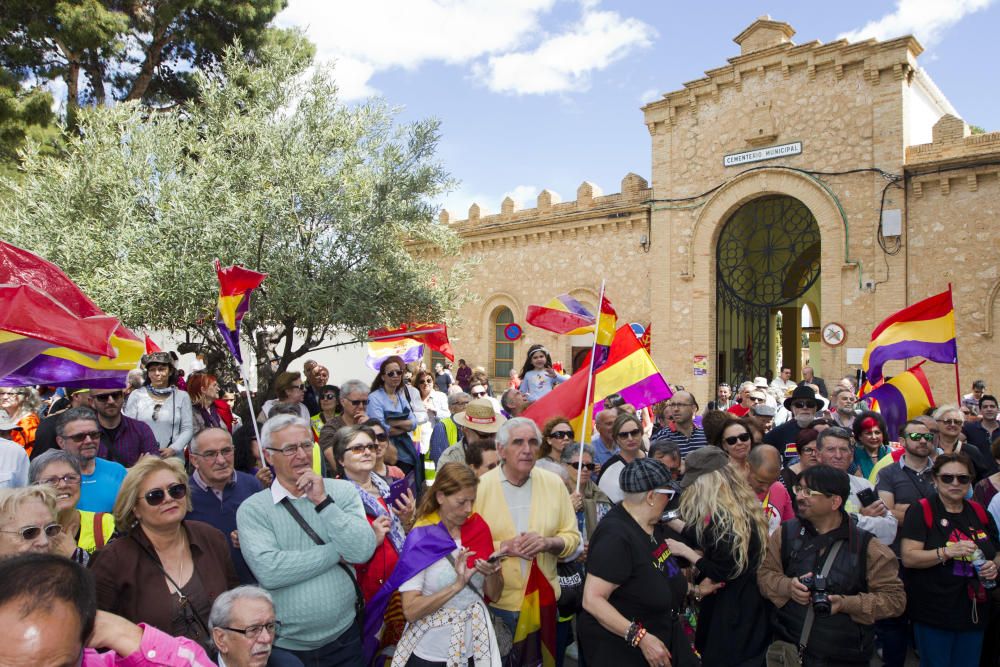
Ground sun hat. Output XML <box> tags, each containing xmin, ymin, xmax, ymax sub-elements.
<box><xmin>452</xmin><ymin>398</ymin><xmax>507</xmax><ymax>433</ymax></box>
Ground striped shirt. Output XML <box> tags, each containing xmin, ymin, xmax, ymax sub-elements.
<box><xmin>654</xmin><ymin>425</ymin><xmax>708</xmax><ymax>459</ymax></box>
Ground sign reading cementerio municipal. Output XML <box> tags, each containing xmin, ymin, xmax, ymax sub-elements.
<box><xmin>723</xmin><ymin>141</ymin><xmax>802</xmax><ymax>167</ymax></box>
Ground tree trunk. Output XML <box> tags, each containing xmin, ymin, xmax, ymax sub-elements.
<box><xmin>66</xmin><ymin>61</ymin><xmax>80</xmax><ymax>130</ymax></box>
<box><xmin>126</xmin><ymin>27</ymin><xmax>171</xmax><ymax>102</ymax></box>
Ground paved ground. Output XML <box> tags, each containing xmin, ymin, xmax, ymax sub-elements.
<box><xmin>561</xmin><ymin>642</ymin><xmax>921</xmax><ymax>665</ymax></box>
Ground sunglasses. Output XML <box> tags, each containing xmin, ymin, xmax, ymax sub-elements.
<box><xmin>471</xmin><ymin>391</ymin><xmax>487</xmax><ymax>398</ymax></box>
<box><xmin>905</xmin><ymin>432</ymin><xmax>934</xmax><ymax>442</ymax></box>
<box><xmin>749</xmin><ymin>396</ymin><xmax>766</xmax><ymax>403</ymax></box>
<box><xmin>372</xmin><ymin>432</ymin><xmax>388</xmax><ymax>442</ymax></box>
<box><xmin>653</xmin><ymin>488</ymin><xmax>676</xmax><ymax>500</ymax></box>
<box><xmin>937</xmin><ymin>419</ymin><xmax>963</xmax><ymax>426</ymax></box>
<box><xmin>0</xmin><ymin>523</ymin><xmax>62</xmax><ymax>541</ymax></box>
<box><xmin>549</xmin><ymin>430</ymin><xmax>574</xmax><ymax>440</ymax></box>
<box><xmin>938</xmin><ymin>473</ymin><xmax>971</xmax><ymax>485</ymax></box>
<box><xmin>724</xmin><ymin>432</ymin><xmax>752</xmax><ymax>446</ymax></box>
<box><xmin>792</xmin><ymin>401</ymin><xmax>818</xmax><ymax>410</ymax></box>
<box><xmin>320</xmin><ymin>393</ymin><xmax>338</xmax><ymax>400</ymax></box>
<box><xmin>617</xmin><ymin>428</ymin><xmax>643</xmax><ymax>440</ymax></box>
<box><xmin>92</xmin><ymin>391</ymin><xmax>124</xmax><ymax>402</ymax></box>
<box><xmin>384</xmin><ymin>370</ymin><xmax>403</xmax><ymax>378</ymax></box>
<box><xmin>64</xmin><ymin>430</ymin><xmax>101</xmax><ymax>444</ymax></box>
<box><xmin>346</xmin><ymin>398</ymin><xmax>369</xmax><ymax>407</ymax></box>
<box><xmin>346</xmin><ymin>443</ymin><xmax>378</xmax><ymax>454</ymax></box>
<box><xmin>143</xmin><ymin>482</ymin><xmax>188</xmax><ymax>506</ymax></box>
<box><xmin>568</xmin><ymin>461</ymin><xmax>596</xmax><ymax>471</ymax></box>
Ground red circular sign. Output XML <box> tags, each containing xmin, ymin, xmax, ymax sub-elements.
<box><xmin>504</xmin><ymin>323</ymin><xmax>523</xmax><ymax>341</ymax></box>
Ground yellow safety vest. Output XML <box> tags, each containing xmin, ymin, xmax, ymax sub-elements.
<box><xmin>77</xmin><ymin>510</ymin><xmax>116</xmax><ymax>554</ymax></box>
<box><xmin>443</xmin><ymin>417</ymin><xmax>458</xmax><ymax>447</ymax></box>
<box><xmin>414</xmin><ymin>424</ymin><xmax>437</xmax><ymax>485</ymax></box>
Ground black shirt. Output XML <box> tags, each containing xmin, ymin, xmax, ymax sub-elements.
<box><xmin>578</xmin><ymin>504</ymin><xmax>687</xmax><ymax>667</ymax></box>
<box><xmin>899</xmin><ymin>496</ymin><xmax>1000</xmax><ymax>631</ymax></box>
<box><xmin>964</xmin><ymin>422</ymin><xmax>1000</xmax><ymax>474</ymax></box>
<box><xmin>875</xmin><ymin>457</ymin><xmax>937</xmax><ymax>553</ymax></box>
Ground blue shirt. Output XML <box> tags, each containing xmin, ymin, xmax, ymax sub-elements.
<box><xmin>78</xmin><ymin>457</ymin><xmax>127</xmax><ymax>513</ymax></box>
<box><xmin>591</xmin><ymin>435</ymin><xmax>617</xmax><ymax>466</ymax></box>
<box><xmin>188</xmin><ymin>469</ymin><xmax>261</xmax><ymax>584</ymax></box>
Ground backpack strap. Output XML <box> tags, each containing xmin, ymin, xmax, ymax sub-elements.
<box><xmin>969</xmin><ymin>500</ymin><xmax>989</xmax><ymax>528</ymax></box>
<box><xmin>93</xmin><ymin>512</ymin><xmax>107</xmax><ymax>549</ymax></box>
<box><xmin>919</xmin><ymin>497</ymin><xmax>933</xmax><ymax>530</ymax></box>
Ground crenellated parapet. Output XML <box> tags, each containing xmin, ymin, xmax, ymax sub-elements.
<box><xmin>906</xmin><ymin>114</ymin><xmax>1000</xmax><ymax>197</ymax></box>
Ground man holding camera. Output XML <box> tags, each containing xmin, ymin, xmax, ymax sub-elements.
<box><xmin>758</xmin><ymin>465</ymin><xmax>905</xmax><ymax>666</ymax></box>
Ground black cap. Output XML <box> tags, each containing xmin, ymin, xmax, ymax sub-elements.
<box><xmin>619</xmin><ymin>458</ymin><xmax>672</xmax><ymax>493</ymax></box>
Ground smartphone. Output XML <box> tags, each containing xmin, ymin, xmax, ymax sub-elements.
<box><xmin>386</xmin><ymin>471</ymin><xmax>415</xmax><ymax>507</ymax></box>
<box><xmin>856</xmin><ymin>487</ymin><xmax>879</xmax><ymax>507</ymax></box>
<box><xmin>486</xmin><ymin>554</ymin><xmax>508</xmax><ymax>564</ymax></box>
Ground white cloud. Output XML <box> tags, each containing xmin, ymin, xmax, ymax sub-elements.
<box><xmin>476</xmin><ymin>9</ymin><xmax>656</xmax><ymax>95</ymax></box>
<box><xmin>503</xmin><ymin>185</ymin><xmax>540</xmax><ymax>208</ymax></box>
<box><xmin>638</xmin><ymin>87</ymin><xmax>660</xmax><ymax>105</ymax></box>
<box><xmin>839</xmin><ymin>0</ymin><xmax>995</xmax><ymax>47</ymax></box>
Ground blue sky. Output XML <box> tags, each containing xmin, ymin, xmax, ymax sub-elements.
<box><xmin>275</xmin><ymin>0</ymin><xmax>999</xmax><ymax>219</ymax></box>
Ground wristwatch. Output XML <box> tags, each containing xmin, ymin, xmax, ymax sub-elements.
<box><xmin>315</xmin><ymin>495</ymin><xmax>334</xmax><ymax>512</ymax></box>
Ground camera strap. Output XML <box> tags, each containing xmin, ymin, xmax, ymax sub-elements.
<box><xmin>798</xmin><ymin>540</ymin><xmax>843</xmax><ymax>657</ymax></box>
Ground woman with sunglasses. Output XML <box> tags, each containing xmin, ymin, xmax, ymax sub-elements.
<box><xmin>779</xmin><ymin>428</ymin><xmax>820</xmax><ymax>499</ymax></box>
<box><xmin>368</xmin><ymin>356</ymin><xmax>422</xmax><ymax>484</ymax></box>
<box><xmin>598</xmin><ymin>412</ymin><xmax>647</xmax><ymax>504</ymax></box>
<box><xmin>28</xmin><ymin>450</ymin><xmax>116</xmax><ymax>563</ymax></box>
<box><xmin>852</xmin><ymin>412</ymin><xmax>891</xmax><ymax>480</ymax></box>
<box><xmin>0</xmin><ymin>485</ymin><xmax>62</xmax><ymax>557</ymax></box>
<box><xmin>580</xmin><ymin>458</ymin><xmax>699</xmax><ymax>667</ymax></box>
<box><xmin>900</xmin><ymin>452</ymin><xmax>1000</xmax><ymax>666</ymax></box>
<box><xmin>90</xmin><ymin>456</ymin><xmax>238</xmax><ymax>652</ymax></box>
<box><xmin>715</xmin><ymin>418</ymin><xmax>753</xmax><ymax>475</ymax></box>
<box><xmin>935</xmin><ymin>405</ymin><xmax>989</xmax><ymax>483</ymax></box>
<box><xmin>371</xmin><ymin>421</ymin><xmax>404</xmax><ymax>485</ymax></box>
<box><xmin>539</xmin><ymin>417</ymin><xmax>574</xmax><ymax>465</ymax></box>
<box><xmin>561</xmin><ymin>442</ymin><xmax>611</xmax><ymax>544</ymax></box>
<box><xmin>124</xmin><ymin>352</ymin><xmax>194</xmax><ymax>459</ymax></box>
<box><xmin>310</xmin><ymin>383</ymin><xmax>342</xmax><ymax>441</ymax></box>
<box><xmin>0</xmin><ymin>386</ymin><xmax>41</xmax><ymax>456</ymax></box>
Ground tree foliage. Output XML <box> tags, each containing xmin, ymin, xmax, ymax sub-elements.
<box><xmin>0</xmin><ymin>35</ymin><xmax>463</xmax><ymax>400</ymax></box>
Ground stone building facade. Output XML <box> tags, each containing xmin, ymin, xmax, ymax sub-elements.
<box><xmin>420</xmin><ymin>18</ymin><xmax>1000</xmax><ymax>406</ymax></box>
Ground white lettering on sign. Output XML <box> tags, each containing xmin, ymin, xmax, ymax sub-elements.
<box><xmin>723</xmin><ymin>141</ymin><xmax>803</xmax><ymax>167</ymax></box>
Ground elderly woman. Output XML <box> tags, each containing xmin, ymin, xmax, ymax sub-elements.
<box><xmin>0</xmin><ymin>485</ymin><xmax>62</xmax><ymax>557</ymax></box>
<box><xmin>29</xmin><ymin>450</ymin><xmax>116</xmax><ymax>563</ymax></box>
<box><xmin>935</xmin><ymin>405</ymin><xmax>989</xmax><ymax>481</ymax></box>
<box><xmin>124</xmin><ymin>352</ymin><xmax>194</xmax><ymax>458</ymax></box>
<box><xmin>259</xmin><ymin>372</ymin><xmax>310</xmax><ymax>423</ymax></box>
<box><xmin>579</xmin><ymin>459</ymin><xmax>701</xmax><ymax>667</ymax></box>
<box><xmin>562</xmin><ymin>442</ymin><xmax>611</xmax><ymax>543</ymax></box>
<box><xmin>210</xmin><ymin>585</ymin><xmax>288</xmax><ymax>667</ymax></box>
<box><xmin>187</xmin><ymin>372</ymin><xmax>226</xmax><ymax>435</ymax></box>
<box><xmin>89</xmin><ymin>456</ymin><xmax>238</xmax><ymax>651</ymax></box>
<box><xmin>597</xmin><ymin>412</ymin><xmax>646</xmax><ymax>503</ymax></box>
<box><xmin>363</xmin><ymin>462</ymin><xmax>504</xmax><ymax>666</ymax></box>
<box><xmin>367</xmin><ymin>356</ymin><xmax>422</xmax><ymax>483</ymax></box>
<box><xmin>0</xmin><ymin>386</ymin><xmax>41</xmax><ymax>456</ymax></box>
<box><xmin>852</xmin><ymin>411</ymin><xmax>891</xmax><ymax>479</ymax></box>
<box><xmin>666</xmin><ymin>446</ymin><xmax>771</xmax><ymax>667</ymax></box>
<box><xmin>539</xmin><ymin>417</ymin><xmax>574</xmax><ymax>465</ymax></box>
<box><xmin>901</xmin><ymin>451</ymin><xmax>1000</xmax><ymax>666</ymax></box>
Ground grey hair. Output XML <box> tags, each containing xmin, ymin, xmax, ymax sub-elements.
<box><xmin>496</xmin><ymin>417</ymin><xmax>541</xmax><ymax>448</ymax></box>
<box><xmin>260</xmin><ymin>414</ymin><xmax>312</xmax><ymax>449</ymax></box>
<box><xmin>29</xmin><ymin>449</ymin><xmax>82</xmax><ymax>484</ymax></box>
<box><xmin>55</xmin><ymin>407</ymin><xmax>99</xmax><ymax>438</ymax></box>
<box><xmin>738</xmin><ymin>381</ymin><xmax>755</xmax><ymax>393</ymax></box>
<box><xmin>191</xmin><ymin>427</ymin><xmax>232</xmax><ymax>454</ymax></box>
<box><xmin>209</xmin><ymin>585</ymin><xmax>274</xmax><ymax>631</ymax></box>
<box><xmin>339</xmin><ymin>379</ymin><xmax>369</xmax><ymax>398</ymax></box>
<box><xmin>560</xmin><ymin>442</ymin><xmax>596</xmax><ymax>463</ymax></box>
<box><xmin>932</xmin><ymin>404</ymin><xmax>961</xmax><ymax>421</ymax></box>
<box><xmin>816</xmin><ymin>426</ymin><xmax>853</xmax><ymax>449</ymax></box>
<box><xmin>500</xmin><ymin>388</ymin><xmax>520</xmax><ymax>412</ymax></box>
<box><xmin>448</xmin><ymin>392</ymin><xmax>471</xmax><ymax>408</ymax></box>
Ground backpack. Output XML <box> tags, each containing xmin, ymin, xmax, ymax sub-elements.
<box><xmin>918</xmin><ymin>497</ymin><xmax>988</xmax><ymax>530</ymax></box>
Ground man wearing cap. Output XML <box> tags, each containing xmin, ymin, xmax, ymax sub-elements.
<box><xmin>436</xmin><ymin>398</ymin><xmax>506</xmax><ymax>466</ymax></box>
<box><xmin>654</xmin><ymin>391</ymin><xmax>707</xmax><ymax>459</ymax></box>
<box><xmin>87</xmin><ymin>388</ymin><xmax>159</xmax><ymax>467</ymax></box>
<box><xmin>428</xmin><ymin>391</ymin><xmax>471</xmax><ymax>464</ymax></box>
<box><xmin>29</xmin><ymin>388</ymin><xmax>92</xmax><ymax>460</ymax></box>
<box><xmin>758</xmin><ymin>464</ymin><xmax>904</xmax><ymax>666</ymax></box>
<box><xmin>763</xmin><ymin>386</ymin><xmax>821</xmax><ymax>460</ymax></box>
<box><xmin>473</xmin><ymin>417</ymin><xmax>580</xmax><ymax>642</ymax></box>
<box><xmin>749</xmin><ymin>403</ymin><xmax>776</xmax><ymax>435</ymax></box>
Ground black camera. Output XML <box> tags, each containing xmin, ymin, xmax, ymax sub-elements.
<box><xmin>798</xmin><ymin>574</ymin><xmax>832</xmax><ymax>616</ymax></box>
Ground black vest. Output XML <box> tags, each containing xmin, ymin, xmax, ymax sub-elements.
<box><xmin>774</xmin><ymin>516</ymin><xmax>875</xmax><ymax>664</ymax></box>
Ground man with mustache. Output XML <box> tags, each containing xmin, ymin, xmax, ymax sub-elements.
<box><xmin>764</xmin><ymin>385</ymin><xmax>821</xmax><ymax>461</ymax></box>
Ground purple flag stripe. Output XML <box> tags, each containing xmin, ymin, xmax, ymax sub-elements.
<box><xmin>592</xmin><ymin>373</ymin><xmax>673</xmax><ymax>418</ymax></box>
<box><xmin>0</xmin><ymin>356</ymin><xmax>127</xmax><ymax>389</ymax></box>
<box><xmin>864</xmin><ymin>383</ymin><xmax>908</xmax><ymax>440</ymax></box>
<box><xmin>867</xmin><ymin>339</ymin><xmax>957</xmax><ymax>383</ymax></box>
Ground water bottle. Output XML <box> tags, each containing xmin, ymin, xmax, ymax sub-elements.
<box><xmin>972</xmin><ymin>549</ymin><xmax>997</xmax><ymax>590</ymax></box>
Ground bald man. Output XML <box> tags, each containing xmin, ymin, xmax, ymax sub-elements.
<box><xmin>748</xmin><ymin>444</ymin><xmax>794</xmax><ymax>534</ymax></box>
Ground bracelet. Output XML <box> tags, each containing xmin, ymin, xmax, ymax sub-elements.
<box><xmin>632</xmin><ymin>627</ymin><xmax>647</xmax><ymax>648</ymax></box>
<box><xmin>625</xmin><ymin>621</ymin><xmax>643</xmax><ymax>645</ymax></box>
<box><xmin>314</xmin><ymin>495</ymin><xmax>334</xmax><ymax>513</ymax></box>
<box><xmin>935</xmin><ymin>547</ymin><xmax>945</xmax><ymax>564</ymax></box>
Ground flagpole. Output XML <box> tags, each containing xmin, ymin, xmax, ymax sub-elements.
<box><xmin>949</xmin><ymin>283</ymin><xmax>962</xmax><ymax>405</ymax></box>
<box><xmin>577</xmin><ymin>280</ymin><xmax>606</xmax><ymax>493</ymax></box>
<box><xmin>236</xmin><ymin>361</ymin><xmax>267</xmax><ymax>470</ymax></box>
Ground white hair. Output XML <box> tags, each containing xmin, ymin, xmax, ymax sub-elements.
<box><xmin>209</xmin><ymin>585</ymin><xmax>274</xmax><ymax>631</ymax></box>
<box><xmin>496</xmin><ymin>417</ymin><xmax>542</xmax><ymax>448</ymax></box>
<box><xmin>260</xmin><ymin>414</ymin><xmax>311</xmax><ymax>449</ymax></box>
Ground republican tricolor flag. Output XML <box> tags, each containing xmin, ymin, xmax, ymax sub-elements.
<box><xmin>215</xmin><ymin>260</ymin><xmax>267</xmax><ymax>365</ymax></box>
<box><xmin>862</xmin><ymin>289</ymin><xmax>957</xmax><ymax>385</ymax></box>
<box><xmin>860</xmin><ymin>362</ymin><xmax>936</xmax><ymax>438</ymax></box>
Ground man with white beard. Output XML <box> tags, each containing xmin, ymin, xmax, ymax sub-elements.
<box><xmin>764</xmin><ymin>385</ymin><xmax>821</xmax><ymax>462</ymax></box>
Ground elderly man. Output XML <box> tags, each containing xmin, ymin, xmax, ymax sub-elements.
<box><xmin>654</xmin><ymin>391</ymin><xmax>707</xmax><ymax>459</ymax></box>
<box><xmin>749</xmin><ymin>403</ymin><xmax>776</xmax><ymax>435</ymax></box>
<box><xmin>815</xmin><ymin>427</ymin><xmax>897</xmax><ymax>545</ymax></box>
<box><xmin>187</xmin><ymin>427</ymin><xmax>262</xmax><ymax>585</ymax></box>
<box><xmin>799</xmin><ymin>365</ymin><xmax>828</xmax><ymax>398</ymax></box>
<box><xmin>237</xmin><ymin>414</ymin><xmax>375</xmax><ymax>664</ymax></box>
<box><xmin>747</xmin><ymin>445</ymin><xmax>794</xmax><ymax>534</ymax></box>
<box><xmin>317</xmin><ymin>379</ymin><xmax>375</xmax><ymax>469</ymax></box>
<box><xmin>764</xmin><ymin>385</ymin><xmax>821</xmax><ymax>460</ymax></box>
<box><xmin>55</xmin><ymin>408</ymin><xmax>126</xmax><ymax>513</ymax></box>
<box><xmin>830</xmin><ymin>386</ymin><xmax>857</xmax><ymax>430</ymax></box>
<box><xmin>591</xmin><ymin>407</ymin><xmax>619</xmax><ymax>466</ymax></box>
<box><xmin>727</xmin><ymin>381</ymin><xmax>758</xmax><ymax>417</ymax></box>
<box><xmin>29</xmin><ymin>389</ymin><xmax>91</xmax><ymax>460</ymax></box>
<box><xmin>87</xmin><ymin>388</ymin><xmax>159</xmax><ymax>467</ymax></box>
<box><xmin>437</xmin><ymin>398</ymin><xmax>506</xmax><ymax>466</ymax></box>
<box><xmin>211</xmin><ymin>585</ymin><xmax>300</xmax><ymax>667</ymax></box>
<box><xmin>428</xmin><ymin>391</ymin><xmax>471</xmax><ymax>463</ymax></box>
<box><xmin>302</xmin><ymin>360</ymin><xmax>331</xmax><ymax>417</ymax></box>
<box><xmin>473</xmin><ymin>417</ymin><xmax>581</xmax><ymax>643</ymax></box>
<box><xmin>500</xmin><ymin>387</ymin><xmax>529</xmax><ymax>418</ymax></box>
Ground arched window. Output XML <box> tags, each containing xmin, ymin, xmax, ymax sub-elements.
<box><xmin>492</xmin><ymin>307</ymin><xmax>514</xmax><ymax>379</ymax></box>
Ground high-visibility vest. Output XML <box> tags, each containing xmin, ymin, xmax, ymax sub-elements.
<box><xmin>442</xmin><ymin>417</ymin><xmax>459</xmax><ymax>447</ymax></box>
<box><xmin>78</xmin><ymin>510</ymin><xmax>116</xmax><ymax>554</ymax></box>
<box><xmin>414</xmin><ymin>424</ymin><xmax>437</xmax><ymax>484</ymax></box>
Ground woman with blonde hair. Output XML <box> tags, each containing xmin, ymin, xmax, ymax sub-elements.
<box><xmin>0</xmin><ymin>485</ymin><xmax>61</xmax><ymax>557</ymax></box>
<box><xmin>665</xmin><ymin>446</ymin><xmax>771</xmax><ymax>667</ymax></box>
<box><xmin>89</xmin><ymin>456</ymin><xmax>238</xmax><ymax>652</ymax></box>
<box><xmin>362</xmin><ymin>462</ymin><xmax>504</xmax><ymax>666</ymax></box>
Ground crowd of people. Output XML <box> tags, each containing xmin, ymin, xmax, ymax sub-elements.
<box><xmin>0</xmin><ymin>346</ymin><xmax>998</xmax><ymax>667</ymax></box>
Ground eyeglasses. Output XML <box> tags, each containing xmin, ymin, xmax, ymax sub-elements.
<box><xmin>617</xmin><ymin>428</ymin><xmax>643</xmax><ymax>440</ymax></box>
<box><xmin>289</xmin><ymin>384</ymin><xmax>303</xmax><ymax>391</ymax></box>
<box><xmin>143</xmin><ymin>482</ymin><xmax>188</xmax><ymax>506</ymax></box>
<box><xmin>346</xmin><ymin>398</ymin><xmax>369</xmax><ymax>407</ymax></box>
<box><xmin>320</xmin><ymin>393</ymin><xmax>338</xmax><ymax>400</ymax></box>
<box><xmin>37</xmin><ymin>473</ymin><xmax>81</xmax><ymax>487</ymax></box>
<box><xmin>724</xmin><ymin>432</ymin><xmax>752</xmax><ymax>446</ymax></box>
<box><xmin>191</xmin><ymin>446</ymin><xmax>235</xmax><ymax>460</ymax></box>
<box><xmin>218</xmin><ymin>621</ymin><xmax>282</xmax><ymax>640</ymax></box>
<box><xmin>905</xmin><ymin>432</ymin><xmax>935</xmax><ymax>442</ymax></box>
<box><xmin>653</xmin><ymin>488</ymin><xmax>676</xmax><ymax>500</ymax></box>
<box><xmin>799</xmin><ymin>447</ymin><xmax>818</xmax><ymax>456</ymax></box>
<box><xmin>346</xmin><ymin>442</ymin><xmax>378</xmax><ymax>454</ymax></box>
<box><xmin>792</xmin><ymin>401</ymin><xmax>817</xmax><ymax>410</ymax></box>
<box><xmin>567</xmin><ymin>461</ymin><xmax>596</xmax><ymax>471</ymax></box>
<box><xmin>384</xmin><ymin>370</ymin><xmax>403</xmax><ymax>378</ymax></box>
<box><xmin>267</xmin><ymin>442</ymin><xmax>313</xmax><ymax>457</ymax></box>
<box><xmin>793</xmin><ymin>485</ymin><xmax>830</xmax><ymax>498</ymax></box>
<box><xmin>937</xmin><ymin>419</ymin><xmax>963</xmax><ymax>426</ymax></box>
<box><xmin>748</xmin><ymin>396</ymin><xmax>766</xmax><ymax>403</ymax></box>
<box><xmin>92</xmin><ymin>391</ymin><xmax>124</xmax><ymax>403</ymax></box>
<box><xmin>63</xmin><ymin>430</ymin><xmax>101</xmax><ymax>444</ymax></box>
<box><xmin>938</xmin><ymin>473</ymin><xmax>971</xmax><ymax>485</ymax></box>
<box><xmin>0</xmin><ymin>523</ymin><xmax>62</xmax><ymax>541</ymax></box>
<box><xmin>548</xmin><ymin>430</ymin><xmax>574</xmax><ymax>440</ymax></box>
<box><xmin>371</xmin><ymin>432</ymin><xmax>388</xmax><ymax>442</ymax></box>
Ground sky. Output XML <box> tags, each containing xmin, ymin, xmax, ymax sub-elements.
<box><xmin>274</xmin><ymin>0</ymin><xmax>1000</xmax><ymax>220</ymax></box>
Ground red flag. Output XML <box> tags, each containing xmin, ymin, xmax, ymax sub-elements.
<box><xmin>638</xmin><ymin>323</ymin><xmax>651</xmax><ymax>352</ymax></box>
<box><xmin>144</xmin><ymin>335</ymin><xmax>162</xmax><ymax>354</ymax></box>
<box><xmin>367</xmin><ymin>322</ymin><xmax>454</xmax><ymax>361</ymax></box>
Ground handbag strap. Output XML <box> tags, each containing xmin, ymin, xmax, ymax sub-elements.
<box><xmin>798</xmin><ymin>540</ymin><xmax>843</xmax><ymax>656</ymax></box>
<box><xmin>445</xmin><ymin>551</ymin><xmax>485</xmax><ymax>598</ymax></box>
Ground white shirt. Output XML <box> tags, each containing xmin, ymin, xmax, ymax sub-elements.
<box><xmin>597</xmin><ymin>460</ymin><xmax>626</xmax><ymax>504</ymax></box>
<box><xmin>0</xmin><ymin>438</ymin><xmax>28</xmax><ymax>489</ymax></box>
<box><xmin>988</xmin><ymin>493</ymin><xmax>1000</xmax><ymax>530</ymax></box>
<box><xmin>845</xmin><ymin>475</ymin><xmax>898</xmax><ymax>545</ymax></box>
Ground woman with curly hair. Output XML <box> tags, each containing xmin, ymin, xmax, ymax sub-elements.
<box><xmin>538</xmin><ymin>417</ymin><xmax>574</xmax><ymax>465</ymax></box>
<box><xmin>665</xmin><ymin>446</ymin><xmax>771</xmax><ymax>667</ymax></box>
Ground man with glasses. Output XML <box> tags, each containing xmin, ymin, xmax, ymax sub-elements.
<box><xmin>764</xmin><ymin>385</ymin><xmax>824</xmax><ymax>460</ymax></box>
<box><xmin>653</xmin><ymin>391</ymin><xmax>707</xmax><ymax>459</ymax></box>
<box><xmin>318</xmin><ymin>379</ymin><xmax>372</xmax><ymax>463</ymax></box>
<box><xmin>758</xmin><ymin>464</ymin><xmax>904</xmax><ymax>667</ymax></box>
<box><xmin>55</xmin><ymin>407</ymin><xmax>125</xmax><ymax>513</ymax></box>
<box><xmin>188</xmin><ymin>428</ymin><xmax>262</xmax><ymax>585</ymax></box>
<box><xmin>87</xmin><ymin>388</ymin><xmax>159</xmax><ymax>467</ymax></box>
<box><xmin>211</xmin><ymin>585</ymin><xmax>300</xmax><ymax>667</ymax></box>
<box><xmin>237</xmin><ymin>414</ymin><xmax>375</xmax><ymax>665</ymax></box>
<box><xmin>28</xmin><ymin>389</ymin><xmax>90</xmax><ymax>460</ymax></box>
